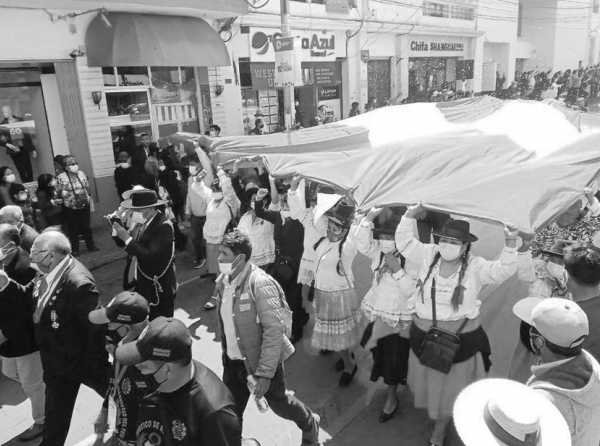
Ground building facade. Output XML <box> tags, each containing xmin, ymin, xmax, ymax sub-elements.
<box><xmin>0</xmin><ymin>0</ymin><xmax>245</xmax><ymax>220</ymax></box>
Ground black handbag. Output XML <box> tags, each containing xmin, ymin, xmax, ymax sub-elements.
<box><xmin>418</xmin><ymin>277</ymin><xmax>468</xmax><ymax>374</ymax></box>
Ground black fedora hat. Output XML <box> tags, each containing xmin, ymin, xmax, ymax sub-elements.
<box><xmin>121</xmin><ymin>187</ymin><xmax>166</xmax><ymax>210</ymax></box>
<box><xmin>373</xmin><ymin>206</ymin><xmax>406</xmax><ymax>238</ymax></box>
<box><xmin>325</xmin><ymin>198</ymin><xmax>355</xmax><ymax>227</ymax></box>
<box><xmin>434</xmin><ymin>218</ymin><xmax>478</xmax><ymax>243</ymax></box>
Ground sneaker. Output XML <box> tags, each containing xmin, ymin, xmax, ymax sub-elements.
<box><xmin>193</xmin><ymin>259</ymin><xmax>206</xmax><ymax>269</ymax></box>
<box><xmin>301</xmin><ymin>413</ymin><xmax>321</xmax><ymax>445</ymax></box>
<box><xmin>18</xmin><ymin>423</ymin><xmax>44</xmax><ymax>442</ymax></box>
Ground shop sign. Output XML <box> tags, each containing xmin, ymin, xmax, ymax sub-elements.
<box><xmin>274</xmin><ymin>37</ymin><xmax>302</xmax><ymax>87</ymax></box>
<box><xmin>325</xmin><ymin>0</ymin><xmax>353</xmax><ymax>13</ymax></box>
<box><xmin>302</xmin><ymin>62</ymin><xmax>340</xmax><ymax>86</ymax></box>
<box><xmin>250</xmin><ymin>28</ymin><xmax>343</xmax><ymax>62</ymax></box>
<box><xmin>250</xmin><ymin>62</ymin><xmax>275</xmax><ymax>90</ymax></box>
<box><xmin>318</xmin><ymin>85</ymin><xmax>340</xmax><ymax>100</ymax></box>
<box><xmin>409</xmin><ymin>39</ymin><xmax>466</xmax><ymax>55</ymax></box>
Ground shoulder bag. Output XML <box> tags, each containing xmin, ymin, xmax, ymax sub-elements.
<box><xmin>418</xmin><ymin>277</ymin><xmax>468</xmax><ymax>374</ymax></box>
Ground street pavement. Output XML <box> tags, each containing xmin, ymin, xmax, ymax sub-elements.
<box><xmin>0</xmin><ymin>229</ymin><xmax>466</xmax><ymax>446</ymax></box>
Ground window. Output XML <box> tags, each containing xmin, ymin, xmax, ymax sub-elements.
<box><xmin>0</xmin><ymin>67</ymin><xmax>55</xmax><ymax>183</ymax></box>
<box><xmin>103</xmin><ymin>66</ymin><xmax>205</xmax><ymax>160</ymax></box>
<box><xmin>594</xmin><ymin>0</ymin><xmax>599</xmax><ymax>13</ymax></box>
<box><xmin>423</xmin><ymin>2</ymin><xmax>450</xmax><ymax>18</ymax></box>
<box><xmin>451</xmin><ymin>5</ymin><xmax>474</xmax><ymax>20</ymax></box>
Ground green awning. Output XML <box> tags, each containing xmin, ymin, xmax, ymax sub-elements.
<box><xmin>85</xmin><ymin>12</ymin><xmax>230</xmax><ymax>67</ymax></box>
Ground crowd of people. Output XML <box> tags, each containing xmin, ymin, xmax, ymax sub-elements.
<box><xmin>1</xmin><ymin>129</ymin><xmax>600</xmax><ymax>446</ymax></box>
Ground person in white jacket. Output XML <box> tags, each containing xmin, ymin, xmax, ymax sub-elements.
<box><xmin>396</xmin><ymin>204</ymin><xmax>518</xmax><ymax>446</ymax></box>
<box><xmin>514</xmin><ymin>297</ymin><xmax>600</xmax><ymax>446</ymax></box>
<box><xmin>354</xmin><ymin>206</ymin><xmax>418</xmax><ymax>423</ymax></box>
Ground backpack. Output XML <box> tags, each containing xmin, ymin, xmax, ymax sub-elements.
<box><xmin>248</xmin><ymin>268</ymin><xmax>293</xmax><ymax>339</ymax></box>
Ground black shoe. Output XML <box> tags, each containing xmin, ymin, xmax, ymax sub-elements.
<box><xmin>319</xmin><ymin>349</ymin><xmax>333</xmax><ymax>356</ymax></box>
<box><xmin>338</xmin><ymin>365</ymin><xmax>357</xmax><ymax>387</ymax></box>
<box><xmin>334</xmin><ymin>358</ymin><xmax>345</xmax><ymax>372</ymax></box>
<box><xmin>378</xmin><ymin>403</ymin><xmax>398</xmax><ymax>423</ymax></box>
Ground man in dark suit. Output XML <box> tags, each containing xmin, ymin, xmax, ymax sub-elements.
<box><xmin>1</xmin><ymin>105</ymin><xmax>38</xmax><ymax>182</ymax></box>
<box><xmin>0</xmin><ymin>231</ymin><xmax>109</xmax><ymax>446</ymax></box>
<box><xmin>0</xmin><ymin>205</ymin><xmax>39</xmax><ymax>252</ymax></box>
<box><xmin>112</xmin><ymin>188</ymin><xmax>177</xmax><ymax>319</ymax></box>
<box><xmin>0</xmin><ymin>224</ymin><xmax>45</xmax><ymax>441</ymax></box>
<box><xmin>130</xmin><ymin>132</ymin><xmax>158</xmax><ymax>184</ymax></box>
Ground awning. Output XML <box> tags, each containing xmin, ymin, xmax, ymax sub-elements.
<box><xmin>85</xmin><ymin>12</ymin><xmax>230</xmax><ymax>67</ymax></box>
<box><xmin>79</xmin><ymin>0</ymin><xmax>248</xmax><ymax>15</ymax></box>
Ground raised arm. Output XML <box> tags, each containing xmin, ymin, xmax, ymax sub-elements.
<box><xmin>195</xmin><ymin>146</ymin><xmax>214</xmax><ymax>186</ymax></box>
<box><xmin>395</xmin><ymin>205</ymin><xmax>433</xmax><ymax>266</ymax></box>
<box><xmin>475</xmin><ymin>226</ymin><xmax>519</xmax><ymax>286</ymax></box>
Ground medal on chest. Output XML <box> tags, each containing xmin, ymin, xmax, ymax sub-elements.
<box><xmin>50</xmin><ymin>309</ymin><xmax>59</xmax><ymax>329</ymax></box>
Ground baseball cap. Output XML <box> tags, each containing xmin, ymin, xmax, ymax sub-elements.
<box><xmin>115</xmin><ymin>317</ymin><xmax>192</xmax><ymax>365</ymax></box>
<box><xmin>88</xmin><ymin>291</ymin><xmax>149</xmax><ymax>325</ymax></box>
<box><xmin>513</xmin><ymin>297</ymin><xmax>589</xmax><ymax>348</ymax></box>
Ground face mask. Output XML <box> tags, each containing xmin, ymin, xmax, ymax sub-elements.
<box><xmin>250</xmin><ymin>201</ymin><xmax>255</xmax><ymax>210</ymax></box>
<box><xmin>68</xmin><ymin>165</ymin><xmax>79</xmax><ymax>174</ymax></box>
<box><xmin>0</xmin><ymin>242</ymin><xmax>16</xmax><ymax>261</ymax></box>
<box><xmin>136</xmin><ymin>364</ymin><xmax>167</xmax><ymax>395</ymax></box>
<box><xmin>438</xmin><ymin>242</ymin><xmax>463</xmax><ymax>261</ymax></box>
<box><xmin>219</xmin><ymin>262</ymin><xmax>232</xmax><ymax>275</ymax></box>
<box><xmin>105</xmin><ymin>329</ymin><xmax>124</xmax><ymax>346</ymax></box>
<box><xmin>130</xmin><ymin>211</ymin><xmax>146</xmax><ymax>226</ymax></box>
<box><xmin>17</xmin><ymin>192</ymin><xmax>27</xmax><ymax>202</ymax></box>
<box><xmin>380</xmin><ymin>240</ymin><xmax>396</xmax><ymax>254</ymax></box>
<box><xmin>49</xmin><ymin>181</ymin><xmax>57</xmax><ymax>188</ymax></box>
<box><xmin>118</xmin><ymin>163</ymin><xmax>130</xmax><ymax>169</ymax></box>
<box><xmin>189</xmin><ymin>166</ymin><xmax>198</xmax><ymax>175</ymax></box>
<box><xmin>212</xmin><ymin>191</ymin><xmax>224</xmax><ymax>200</ymax></box>
<box><xmin>158</xmin><ymin>165</ymin><xmax>166</xmax><ymax>172</ymax></box>
<box><xmin>4</xmin><ymin>174</ymin><xmax>15</xmax><ymax>183</ymax></box>
<box><xmin>529</xmin><ymin>329</ymin><xmax>544</xmax><ymax>356</ymax></box>
<box><xmin>546</xmin><ymin>262</ymin><xmax>566</xmax><ymax>283</ymax></box>
<box><xmin>281</xmin><ymin>210</ymin><xmax>291</xmax><ymax>221</ymax></box>
<box><xmin>31</xmin><ymin>252</ymin><xmax>51</xmax><ymax>272</ymax></box>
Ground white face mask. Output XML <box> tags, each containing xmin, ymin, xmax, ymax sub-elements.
<box><xmin>158</xmin><ymin>165</ymin><xmax>166</xmax><ymax>172</ymax></box>
<box><xmin>380</xmin><ymin>239</ymin><xmax>396</xmax><ymax>254</ymax></box>
<box><xmin>68</xmin><ymin>165</ymin><xmax>79</xmax><ymax>174</ymax></box>
<box><xmin>17</xmin><ymin>192</ymin><xmax>27</xmax><ymax>202</ymax></box>
<box><xmin>5</xmin><ymin>174</ymin><xmax>15</xmax><ymax>183</ymax></box>
<box><xmin>212</xmin><ymin>191</ymin><xmax>223</xmax><ymax>200</ymax></box>
<box><xmin>438</xmin><ymin>242</ymin><xmax>463</xmax><ymax>261</ymax></box>
<box><xmin>219</xmin><ymin>262</ymin><xmax>232</xmax><ymax>275</ymax></box>
<box><xmin>281</xmin><ymin>210</ymin><xmax>291</xmax><ymax>221</ymax></box>
<box><xmin>118</xmin><ymin>162</ymin><xmax>130</xmax><ymax>169</ymax></box>
<box><xmin>189</xmin><ymin>166</ymin><xmax>198</xmax><ymax>175</ymax></box>
<box><xmin>546</xmin><ymin>262</ymin><xmax>567</xmax><ymax>283</ymax></box>
<box><xmin>130</xmin><ymin>211</ymin><xmax>146</xmax><ymax>226</ymax></box>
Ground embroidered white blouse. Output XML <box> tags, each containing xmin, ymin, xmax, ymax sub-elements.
<box><xmin>204</xmin><ymin>173</ymin><xmax>240</xmax><ymax>245</ymax></box>
<box><xmin>395</xmin><ymin>216</ymin><xmax>518</xmax><ymax>321</ymax></box>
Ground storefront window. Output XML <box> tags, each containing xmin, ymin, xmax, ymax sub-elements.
<box><xmin>104</xmin><ymin>65</ymin><xmax>205</xmax><ymax>159</ymax></box>
<box><xmin>423</xmin><ymin>2</ymin><xmax>449</xmax><ymax>18</ymax></box>
<box><xmin>0</xmin><ymin>67</ymin><xmax>55</xmax><ymax>183</ymax></box>
<box><xmin>451</xmin><ymin>5</ymin><xmax>474</xmax><ymax>20</ymax></box>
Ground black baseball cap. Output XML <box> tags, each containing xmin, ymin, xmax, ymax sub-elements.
<box><xmin>88</xmin><ymin>291</ymin><xmax>149</xmax><ymax>325</ymax></box>
<box><xmin>115</xmin><ymin>317</ymin><xmax>192</xmax><ymax>365</ymax></box>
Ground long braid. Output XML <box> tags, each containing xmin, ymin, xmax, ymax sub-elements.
<box><xmin>451</xmin><ymin>243</ymin><xmax>471</xmax><ymax>311</ymax></box>
<box><xmin>336</xmin><ymin>230</ymin><xmax>349</xmax><ymax>276</ymax></box>
<box><xmin>418</xmin><ymin>252</ymin><xmax>441</xmax><ymax>302</ymax></box>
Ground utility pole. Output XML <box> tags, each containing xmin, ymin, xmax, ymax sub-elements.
<box><xmin>280</xmin><ymin>0</ymin><xmax>295</xmax><ymax>130</ymax></box>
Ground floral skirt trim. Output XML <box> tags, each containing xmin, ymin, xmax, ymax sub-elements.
<box><xmin>361</xmin><ymin>300</ymin><xmax>403</xmax><ymax>328</ymax></box>
<box><xmin>311</xmin><ymin>287</ymin><xmax>361</xmax><ymax>351</ymax></box>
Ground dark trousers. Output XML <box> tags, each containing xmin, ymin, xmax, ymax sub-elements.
<box><xmin>11</xmin><ymin>152</ymin><xmax>33</xmax><ymax>183</ymax></box>
<box><xmin>63</xmin><ymin>206</ymin><xmax>95</xmax><ymax>252</ymax></box>
<box><xmin>40</xmin><ymin>373</ymin><xmax>107</xmax><ymax>446</ymax></box>
<box><xmin>148</xmin><ymin>292</ymin><xmax>175</xmax><ymax>320</ymax></box>
<box><xmin>222</xmin><ymin>358</ymin><xmax>314</xmax><ymax>436</ymax></box>
<box><xmin>270</xmin><ymin>264</ymin><xmax>308</xmax><ymax>338</ymax></box>
<box><xmin>189</xmin><ymin>215</ymin><xmax>206</xmax><ymax>261</ymax></box>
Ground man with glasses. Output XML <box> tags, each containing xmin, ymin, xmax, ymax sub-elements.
<box><xmin>0</xmin><ymin>231</ymin><xmax>109</xmax><ymax>446</ymax></box>
<box><xmin>0</xmin><ymin>205</ymin><xmax>39</xmax><ymax>252</ymax></box>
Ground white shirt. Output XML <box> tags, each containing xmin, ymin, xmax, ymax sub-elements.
<box><xmin>395</xmin><ymin>216</ymin><xmax>517</xmax><ymax>321</ymax></box>
<box><xmin>220</xmin><ymin>275</ymin><xmax>244</xmax><ymax>360</ymax></box>
<box><xmin>237</xmin><ymin>212</ymin><xmax>275</xmax><ymax>266</ymax></box>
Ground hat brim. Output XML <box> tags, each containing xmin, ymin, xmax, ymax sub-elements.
<box><xmin>114</xmin><ymin>341</ymin><xmax>145</xmax><ymax>366</ymax></box>
<box><xmin>120</xmin><ymin>198</ymin><xmax>167</xmax><ymax>210</ymax></box>
<box><xmin>88</xmin><ymin>307</ymin><xmax>110</xmax><ymax>325</ymax></box>
<box><xmin>433</xmin><ymin>232</ymin><xmax>478</xmax><ymax>243</ymax></box>
<box><xmin>513</xmin><ymin>297</ymin><xmax>545</xmax><ymax>326</ymax></box>
<box><xmin>453</xmin><ymin>378</ymin><xmax>571</xmax><ymax>446</ymax></box>
<box><xmin>539</xmin><ymin>248</ymin><xmax>563</xmax><ymax>258</ymax></box>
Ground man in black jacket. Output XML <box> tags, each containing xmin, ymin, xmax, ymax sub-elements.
<box><xmin>0</xmin><ymin>231</ymin><xmax>109</xmax><ymax>446</ymax></box>
<box><xmin>115</xmin><ymin>317</ymin><xmax>242</xmax><ymax>446</ymax></box>
<box><xmin>113</xmin><ymin>188</ymin><xmax>177</xmax><ymax>319</ymax></box>
<box><xmin>0</xmin><ymin>224</ymin><xmax>45</xmax><ymax>441</ymax></box>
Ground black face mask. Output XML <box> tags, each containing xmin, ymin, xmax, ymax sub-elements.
<box><xmin>105</xmin><ymin>329</ymin><xmax>123</xmax><ymax>347</ymax></box>
<box><xmin>135</xmin><ymin>364</ymin><xmax>167</xmax><ymax>396</ymax></box>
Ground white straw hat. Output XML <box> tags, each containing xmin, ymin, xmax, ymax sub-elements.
<box><xmin>454</xmin><ymin>378</ymin><xmax>571</xmax><ymax>446</ymax></box>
